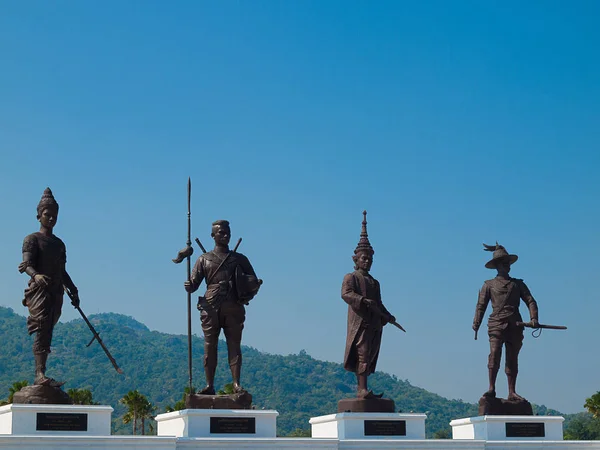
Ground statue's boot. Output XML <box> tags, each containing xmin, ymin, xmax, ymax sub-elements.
<box><xmin>34</xmin><ymin>353</ymin><xmax>64</xmax><ymax>387</ymax></box>
<box><xmin>482</xmin><ymin>389</ymin><xmax>496</xmax><ymax>398</ymax></box>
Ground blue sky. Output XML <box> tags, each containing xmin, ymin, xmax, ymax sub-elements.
<box><xmin>1</xmin><ymin>1</ymin><xmax>599</xmax><ymax>414</ymax></box>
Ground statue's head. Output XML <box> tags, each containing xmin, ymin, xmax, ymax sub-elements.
<box><xmin>36</xmin><ymin>188</ymin><xmax>59</xmax><ymax>229</ymax></box>
<box><xmin>353</xmin><ymin>249</ymin><xmax>374</xmax><ymax>271</ymax></box>
<box><xmin>483</xmin><ymin>242</ymin><xmax>518</xmax><ymax>274</ymax></box>
<box><xmin>211</xmin><ymin>220</ymin><xmax>231</xmax><ymax>246</ymax></box>
<box><xmin>352</xmin><ymin>210</ymin><xmax>374</xmax><ymax>271</ymax></box>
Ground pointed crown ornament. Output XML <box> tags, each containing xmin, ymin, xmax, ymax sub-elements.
<box><xmin>483</xmin><ymin>242</ymin><xmax>518</xmax><ymax>269</ymax></box>
<box><xmin>354</xmin><ymin>210</ymin><xmax>374</xmax><ymax>255</ymax></box>
<box><xmin>37</xmin><ymin>187</ymin><xmax>59</xmax><ymax>216</ymax></box>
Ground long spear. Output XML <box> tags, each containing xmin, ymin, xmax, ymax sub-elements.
<box><xmin>172</xmin><ymin>178</ymin><xmax>194</xmax><ymax>393</ymax></box>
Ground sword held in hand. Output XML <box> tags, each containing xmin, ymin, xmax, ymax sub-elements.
<box><xmin>64</xmin><ymin>286</ymin><xmax>124</xmax><ymax>374</ymax></box>
<box><xmin>516</xmin><ymin>321</ymin><xmax>567</xmax><ymax>330</ymax></box>
<box><xmin>365</xmin><ymin>300</ymin><xmax>406</xmax><ymax>332</ymax></box>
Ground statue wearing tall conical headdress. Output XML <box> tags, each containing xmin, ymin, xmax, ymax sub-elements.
<box><xmin>19</xmin><ymin>188</ymin><xmax>80</xmax><ymax>388</ymax></box>
<box><xmin>341</xmin><ymin>211</ymin><xmax>396</xmax><ymax>400</ymax></box>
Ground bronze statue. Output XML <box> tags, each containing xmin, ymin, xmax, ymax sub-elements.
<box><xmin>18</xmin><ymin>188</ymin><xmax>80</xmax><ymax>388</ymax></box>
<box><xmin>184</xmin><ymin>220</ymin><xmax>261</xmax><ymax>395</ymax></box>
<box><xmin>473</xmin><ymin>243</ymin><xmax>539</xmax><ymax>403</ymax></box>
<box><xmin>341</xmin><ymin>211</ymin><xmax>396</xmax><ymax>399</ymax></box>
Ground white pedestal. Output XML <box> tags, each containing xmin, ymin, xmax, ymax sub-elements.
<box><xmin>0</xmin><ymin>404</ymin><xmax>113</xmax><ymax>436</ymax></box>
<box><xmin>155</xmin><ymin>408</ymin><xmax>278</xmax><ymax>438</ymax></box>
<box><xmin>310</xmin><ymin>412</ymin><xmax>427</xmax><ymax>440</ymax></box>
<box><xmin>450</xmin><ymin>415</ymin><xmax>564</xmax><ymax>441</ymax></box>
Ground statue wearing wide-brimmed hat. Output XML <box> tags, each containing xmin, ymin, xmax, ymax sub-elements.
<box><xmin>473</xmin><ymin>242</ymin><xmax>539</xmax><ymax>409</ymax></box>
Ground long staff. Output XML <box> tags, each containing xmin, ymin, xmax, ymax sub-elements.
<box><xmin>172</xmin><ymin>178</ymin><xmax>194</xmax><ymax>393</ymax></box>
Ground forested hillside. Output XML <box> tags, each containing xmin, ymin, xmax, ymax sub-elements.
<box><xmin>0</xmin><ymin>306</ymin><xmax>564</xmax><ymax>436</ymax></box>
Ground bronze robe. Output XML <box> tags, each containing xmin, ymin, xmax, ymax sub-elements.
<box><xmin>21</xmin><ymin>232</ymin><xmax>67</xmax><ymax>353</ymax></box>
<box><xmin>341</xmin><ymin>271</ymin><xmax>391</xmax><ymax>375</ymax></box>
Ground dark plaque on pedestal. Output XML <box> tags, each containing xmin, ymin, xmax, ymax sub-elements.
<box><xmin>506</xmin><ymin>422</ymin><xmax>545</xmax><ymax>438</ymax></box>
<box><xmin>36</xmin><ymin>413</ymin><xmax>88</xmax><ymax>431</ymax></box>
<box><xmin>210</xmin><ymin>417</ymin><xmax>256</xmax><ymax>434</ymax></box>
<box><xmin>364</xmin><ymin>420</ymin><xmax>406</xmax><ymax>436</ymax></box>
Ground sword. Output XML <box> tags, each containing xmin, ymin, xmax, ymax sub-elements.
<box><xmin>516</xmin><ymin>321</ymin><xmax>567</xmax><ymax>330</ymax></box>
<box><xmin>366</xmin><ymin>301</ymin><xmax>406</xmax><ymax>332</ymax></box>
<box><xmin>64</xmin><ymin>287</ymin><xmax>124</xmax><ymax>374</ymax></box>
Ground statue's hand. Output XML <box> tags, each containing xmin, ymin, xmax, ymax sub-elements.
<box><xmin>382</xmin><ymin>314</ymin><xmax>395</xmax><ymax>326</ymax></box>
<box><xmin>184</xmin><ymin>280</ymin><xmax>194</xmax><ymax>293</ymax></box>
<box><xmin>472</xmin><ymin>322</ymin><xmax>480</xmax><ymax>332</ymax></box>
<box><xmin>362</xmin><ymin>298</ymin><xmax>376</xmax><ymax>308</ymax></box>
<box><xmin>530</xmin><ymin>318</ymin><xmax>539</xmax><ymax>328</ymax></box>
<box><xmin>33</xmin><ymin>274</ymin><xmax>50</xmax><ymax>288</ymax></box>
<box><xmin>70</xmin><ymin>290</ymin><xmax>80</xmax><ymax>308</ymax></box>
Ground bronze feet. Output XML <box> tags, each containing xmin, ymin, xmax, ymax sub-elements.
<box><xmin>35</xmin><ymin>376</ymin><xmax>65</xmax><ymax>388</ymax></box>
<box><xmin>357</xmin><ymin>389</ymin><xmax>383</xmax><ymax>399</ymax></box>
<box><xmin>198</xmin><ymin>385</ymin><xmax>216</xmax><ymax>395</ymax></box>
<box><xmin>508</xmin><ymin>392</ymin><xmax>526</xmax><ymax>402</ymax></box>
<box><xmin>482</xmin><ymin>389</ymin><xmax>496</xmax><ymax>398</ymax></box>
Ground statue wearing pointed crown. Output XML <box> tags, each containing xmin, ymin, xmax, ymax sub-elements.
<box><xmin>473</xmin><ymin>243</ymin><xmax>539</xmax><ymax>411</ymax></box>
<box><xmin>18</xmin><ymin>188</ymin><xmax>80</xmax><ymax>389</ymax></box>
<box><xmin>341</xmin><ymin>211</ymin><xmax>396</xmax><ymax>402</ymax></box>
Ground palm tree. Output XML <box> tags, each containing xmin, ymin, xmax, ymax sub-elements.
<box><xmin>585</xmin><ymin>392</ymin><xmax>600</xmax><ymax>419</ymax></box>
<box><xmin>138</xmin><ymin>396</ymin><xmax>156</xmax><ymax>435</ymax></box>
<box><xmin>67</xmin><ymin>388</ymin><xmax>96</xmax><ymax>405</ymax></box>
<box><xmin>120</xmin><ymin>390</ymin><xmax>155</xmax><ymax>435</ymax></box>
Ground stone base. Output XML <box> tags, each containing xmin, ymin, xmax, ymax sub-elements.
<box><xmin>310</xmin><ymin>412</ymin><xmax>426</xmax><ymax>440</ymax></box>
<box><xmin>450</xmin><ymin>415</ymin><xmax>565</xmax><ymax>440</ymax></box>
<box><xmin>337</xmin><ymin>397</ymin><xmax>395</xmax><ymax>413</ymax></box>
<box><xmin>156</xmin><ymin>408</ymin><xmax>278</xmax><ymax>438</ymax></box>
<box><xmin>185</xmin><ymin>391</ymin><xmax>252</xmax><ymax>409</ymax></box>
<box><xmin>478</xmin><ymin>395</ymin><xmax>533</xmax><ymax>415</ymax></box>
<box><xmin>12</xmin><ymin>385</ymin><xmax>72</xmax><ymax>405</ymax></box>
<box><xmin>0</xmin><ymin>404</ymin><xmax>113</xmax><ymax>436</ymax></box>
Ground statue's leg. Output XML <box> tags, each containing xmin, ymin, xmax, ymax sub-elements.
<box><xmin>200</xmin><ymin>308</ymin><xmax>220</xmax><ymax>395</ymax></box>
<box><xmin>506</xmin><ymin>329</ymin><xmax>524</xmax><ymax>401</ymax></box>
<box><xmin>28</xmin><ymin>291</ymin><xmax>62</xmax><ymax>387</ymax></box>
<box><xmin>485</xmin><ymin>334</ymin><xmax>502</xmax><ymax>397</ymax></box>
<box><xmin>33</xmin><ymin>350</ymin><xmax>47</xmax><ymax>385</ymax></box>
<box><xmin>354</xmin><ymin>327</ymin><xmax>379</xmax><ymax>399</ymax></box>
<box><xmin>32</xmin><ymin>326</ymin><xmax>63</xmax><ymax>387</ymax></box>
<box><xmin>223</xmin><ymin>303</ymin><xmax>246</xmax><ymax>393</ymax></box>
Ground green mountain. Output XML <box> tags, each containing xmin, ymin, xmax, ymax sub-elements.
<box><xmin>0</xmin><ymin>306</ymin><xmax>563</xmax><ymax>436</ymax></box>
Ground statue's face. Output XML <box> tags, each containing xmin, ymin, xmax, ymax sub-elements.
<box><xmin>496</xmin><ymin>260</ymin><xmax>511</xmax><ymax>275</ymax></box>
<box><xmin>39</xmin><ymin>207</ymin><xmax>58</xmax><ymax>229</ymax></box>
<box><xmin>212</xmin><ymin>224</ymin><xmax>231</xmax><ymax>246</ymax></box>
<box><xmin>356</xmin><ymin>252</ymin><xmax>373</xmax><ymax>272</ymax></box>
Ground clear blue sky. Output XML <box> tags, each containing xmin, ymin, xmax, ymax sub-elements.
<box><xmin>1</xmin><ymin>1</ymin><xmax>598</xmax><ymax>414</ymax></box>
